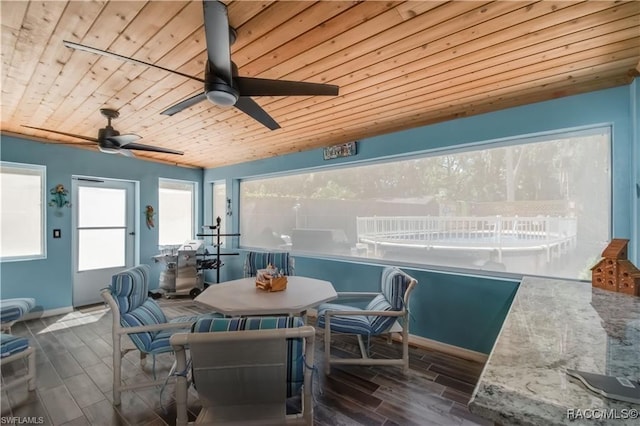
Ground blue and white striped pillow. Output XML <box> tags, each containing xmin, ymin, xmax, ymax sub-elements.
<box><xmin>246</xmin><ymin>251</ymin><xmax>293</xmax><ymax>277</ymax></box>
<box><xmin>380</xmin><ymin>267</ymin><xmax>410</xmax><ymax>311</ymax></box>
<box><xmin>0</xmin><ymin>333</ymin><xmax>29</xmax><ymax>358</ymax></box>
<box><xmin>110</xmin><ymin>265</ymin><xmax>150</xmax><ymax>314</ymax></box>
<box><xmin>0</xmin><ymin>298</ymin><xmax>36</xmax><ymax>324</ymax></box>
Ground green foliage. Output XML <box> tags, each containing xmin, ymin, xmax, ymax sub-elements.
<box><xmin>243</xmin><ymin>132</ymin><xmax>610</xmax><ymax>206</ymax></box>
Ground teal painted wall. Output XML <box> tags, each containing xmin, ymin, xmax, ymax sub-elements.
<box><xmin>204</xmin><ymin>84</ymin><xmax>638</xmax><ymax>354</ymax></box>
<box><xmin>1</xmin><ymin>83</ymin><xmax>637</xmax><ymax>354</ymax></box>
<box><xmin>0</xmin><ymin>135</ymin><xmax>203</xmax><ymax>314</ymax></box>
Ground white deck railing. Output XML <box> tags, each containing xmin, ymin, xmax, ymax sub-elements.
<box><xmin>356</xmin><ymin>215</ymin><xmax>577</xmax><ymax>262</ymax></box>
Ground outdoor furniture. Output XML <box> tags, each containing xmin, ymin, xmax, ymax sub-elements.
<box><xmin>171</xmin><ymin>316</ymin><xmax>315</xmax><ymax>425</ymax></box>
<box><xmin>102</xmin><ymin>264</ymin><xmax>219</xmax><ymax>405</ymax></box>
<box><xmin>194</xmin><ymin>276</ymin><xmax>336</xmax><ymax>318</ymax></box>
<box><xmin>317</xmin><ymin>267</ymin><xmax>418</xmax><ymax>373</ymax></box>
<box><xmin>244</xmin><ymin>250</ymin><xmax>295</xmax><ymax>277</ymax></box>
<box><xmin>0</xmin><ymin>297</ymin><xmax>36</xmax><ymax>333</ymax></box>
<box><xmin>0</xmin><ymin>333</ymin><xmax>36</xmax><ymax>392</ymax></box>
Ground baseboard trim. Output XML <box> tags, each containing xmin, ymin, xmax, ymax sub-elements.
<box><xmin>402</xmin><ymin>334</ymin><xmax>488</xmax><ymax>364</ymax></box>
<box><xmin>22</xmin><ymin>306</ymin><xmax>74</xmax><ymax>321</ymax></box>
<box><xmin>307</xmin><ymin>309</ymin><xmax>488</xmax><ymax>364</ymax></box>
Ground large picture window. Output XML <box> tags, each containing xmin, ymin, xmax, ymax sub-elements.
<box><xmin>158</xmin><ymin>178</ymin><xmax>197</xmax><ymax>246</ymax></box>
<box><xmin>0</xmin><ymin>162</ymin><xmax>46</xmax><ymax>261</ymax></box>
<box><xmin>240</xmin><ymin>127</ymin><xmax>611</xmax><ymax>280</ymax></box>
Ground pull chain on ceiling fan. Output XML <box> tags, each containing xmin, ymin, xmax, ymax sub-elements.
<box><xmin>63</xmin><ymin>0</ymin><xmax>339</xmax><ymax>130</ymax></box>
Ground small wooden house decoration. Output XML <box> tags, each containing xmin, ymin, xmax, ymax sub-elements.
<box><xmin>591</xmin><ymin>239</ymin><xmax>640</xmax><ymax>296</ymax></box>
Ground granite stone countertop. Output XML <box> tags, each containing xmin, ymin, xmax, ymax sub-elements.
<box><xmin>469</xmin><ymin>276</ymin><xmax>640</xmax><ymax>426</ymax></box>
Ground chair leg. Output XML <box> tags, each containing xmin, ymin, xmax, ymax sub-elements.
<box><xmin>112</xmin><ymin>333</ymin><xmax>122</xmax><ymax>406</ymax></box>
<box><xmin>356</xmin><ymin>335</ymin><xmax>370</xmax><ymax>359</ymax></box>
<box><xmin>27</xmin><ymin>347</ymin><xmax>36</xmax><ymax>391</ymax></box>
<box><xmin>324</xmin><ymin>316</ymin><xmax>331</xmax><ymax>375</ymax></box>
<box><xmin>1</xmin><ymin>322</ymin><xmax>13</xmax><ymax>334</ymax></box>
<box><xmin>402</xmin><ymin>324</ymin><xmax>409</xmax><ymax>374</ymax></box>
<box><xmin>174</xmin><ymin>347</ymin><xmax>188</xmax><ymax>426</ymax></box>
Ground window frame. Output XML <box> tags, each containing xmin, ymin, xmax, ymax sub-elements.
<box><xmin>0</xmin><ymin>161</ymin><xmax>47</xmax><ymax>262</ymax></box>
<box><xmin>158</xmin><ymin>177</ymin><xmax>198</xmax><ymax>246</ymax></box>
<box><xmin>212</xmin><ymin>180</ymin><xmax>227</xmax><ymax>232</ymax></box>
<box><xmin>238</xmin><ymin>125</ymin><xmax>612</xmax><ymax>279</ymax></box>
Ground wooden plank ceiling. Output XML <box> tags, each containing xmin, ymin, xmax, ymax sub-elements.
<box><xmin>2</xmin><ymin>1</ymin><xmax>639</xmax><ymax>169</ymax></box>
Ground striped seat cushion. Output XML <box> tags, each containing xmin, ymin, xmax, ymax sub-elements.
<box><xmin>318</xmin><ymin>267</ymin><xmax>409</xmax><ymax>336</ymax></box>
<box><xmin>120</xmin><ymin>298</ymin><xmax>170</xmax><ymax>353</ymax></box>
<box><xmin>364</xmin><ymin>294</ymin><xmax>395</xmax><ymax>334</ymax></box>
<box><xmin>0</xmin><ymin>298</ymin><xmax>36</xmax><ymax>324</ymax></box>
<box><xmin>192</xmin><ymin>316</ymin><xmax>305</xmax><ymax>397</ymax></box>
<box><xmin>149</xmin><ymin>315</ymin><xmax>201</xmax><ymax>353</ymax></box>
<box><xmin>111</xmin><ymin>265</ymin><xmax>166</xmax><ymax>353</ymax></box>
<box><xmin>316</xmin><ymin>303</ymin><xmax>373</xmax><ymax>335</ymax></box>
<box><xmin>380</xmin><ymin>267</ymin><xmax>411</xmax><ymax>310</ymax></box>
<box><xmin>245</xmin><ymin>251</ymin><xmax>293</xmax><ymax>277</ymax></box>
<box><xmin>111</xmin><ymin>265</ymin><xmax>220</xmax><ymax>354</ymax></box>
<box><xmin>0</xmin><ymin>333</ymin><xmax>29</xmax><ymax>358</ymax></box>
<box><xmin>110</xmin><ymin>265</ymin><xmax>151</xmax><ymax>314</ymax></box>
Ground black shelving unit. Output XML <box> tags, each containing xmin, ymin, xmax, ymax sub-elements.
<box><xmin>197</xmin><ymin>216</ymin><xmax>240</xmax><ymax>283</ymax></box>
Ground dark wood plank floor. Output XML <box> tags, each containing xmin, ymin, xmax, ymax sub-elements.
<box><xmin>1</xmin><ymin>299</ymin><xmax>492</xmax><ymax>426</ymax></box>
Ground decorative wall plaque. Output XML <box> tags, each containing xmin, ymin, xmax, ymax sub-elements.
<box><xmin>323</xmin><ymin>141</ymin><xmax>357</xmax><ymax>160</ymax></box>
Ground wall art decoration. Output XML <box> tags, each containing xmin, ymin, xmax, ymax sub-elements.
<box><xmin>145</xmin><ymin>205</ymin><xmax>155</xmax><ymax>229</ymax></box>
<box><xmin>323</xmin><ymin>141</ymin><xmax>357</xmax><ymax>160</ymax></box>
<box><xmin>49</xmin><ymin>184</ymin><xmax>70</xmax><ymax>208</ymax></box>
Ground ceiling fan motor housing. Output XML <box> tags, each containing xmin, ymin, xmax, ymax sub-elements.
<box><xmin>98</xmin><ymin>126</ymin><xmax>120</xmax><ymax>147</ymax></box>
<box><xmin>205</xmin><ymin>62</ymin><xmax>239</xmax><ymax>107</ymax></box>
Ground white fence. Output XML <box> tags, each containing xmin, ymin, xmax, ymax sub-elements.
<box><xmin>356</xmin><ymin>215</ymin><xmax>578</xmax><ymax>262</ymax></box>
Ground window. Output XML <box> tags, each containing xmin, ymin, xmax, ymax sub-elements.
<box><xmin>240</xmin><ymin>127</ymin><xmax>611</xmax><ymax>280</ymax></box>
<box><xmin>1</xmin><ymin>162</ymin><xmax>46</xmax><ymax>261</ymax></box>
<box><xmin>158</xmin><ymin>178</ymin><xmax>197</xmax><ymax>246</ymax></box>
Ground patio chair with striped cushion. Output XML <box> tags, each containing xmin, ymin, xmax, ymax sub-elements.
<box><xmin>0</xmin><ymin>333</ymin><xmax>35</xmax><ymax>392</ymax></box>
<box><xmin>0</xmin><ymin>298</ymin><xmax>36</xmax><ymax>333</ymax></box>
<box><xmin>244</xmin><ymin>250</ymin><xmax>295</xmax><ymax>277</ymax></box>
<box><xmin>101</xmin><ymin>264</ymin><xmax>220</xmax><ymax>405</ymax></box>
<box><xmin>317</xmin><ymin>267</ymin><xmax>418</xmax><ymax>374</ymax></box>
<box><xmin>171</xmin><ymin>316</ymin><xmax>315</xmax><ymax>426</ymax></box>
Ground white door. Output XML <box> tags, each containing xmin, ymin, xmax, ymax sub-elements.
<box><xmin>72</xmin><ymin>177</ymin><xmax>136</xmax><ymax>307</ymax></box>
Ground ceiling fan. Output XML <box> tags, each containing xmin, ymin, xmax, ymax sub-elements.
<box><xmin>63</xmin><ymin>0</ymin><xmax>339</xmax><ymax>130</ymax></box>
<box><xmin>23</xmin><ymin>108</ymin><xmax>184</xmax><ymax>157</ymax></box>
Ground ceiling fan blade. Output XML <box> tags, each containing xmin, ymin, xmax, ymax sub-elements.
<box><xmin>107</xmin><ymin>133</ymin><xmax>141</xmax><ymax>147</ymax></box>
<box><xmin>21</xmin><ymin>125</ymin><xmax>98</xmax><ymax>142</ymax></box>
<box><xmin>63</xmin><ymin>40</ymin><xmax>204</xmax><ymax>83</ymax></box>
<box><xmin>36</xmin><ymin>141</ymin><xmax>97</xmax><ymax>147</ymax></box>
<box><xmin>161</xmin><ymin>92</ymin><xmax>208</xmax><ymax>116</ymax></box>
<box><xmin>118</xmin><ymin>149</ymin><xmax>135</xmax><ymax>158</ymax></box>
<box><xmin>203</xmin><ymin>0</ymin><xmax>232</xmax><ymax>84</ymax></box>
<box><xmin>120</xmin><ymin>142</ymin><xmax>184</xmax><ymax>155</ymax></box>
<box><xmin>235</xmin><ymin>77</ymin><xmax>339</xmax><ymax>97</ymax></box>
<box><xmin>235</xmin><ymin>97</ymin><xmax>280</xmax><ymax>130</ymax></box>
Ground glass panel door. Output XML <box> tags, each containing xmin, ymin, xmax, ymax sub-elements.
<box><xmin>72</xmin><ymin>178</ymin><xmax>135</xmax><ymax>306</ymax></box>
